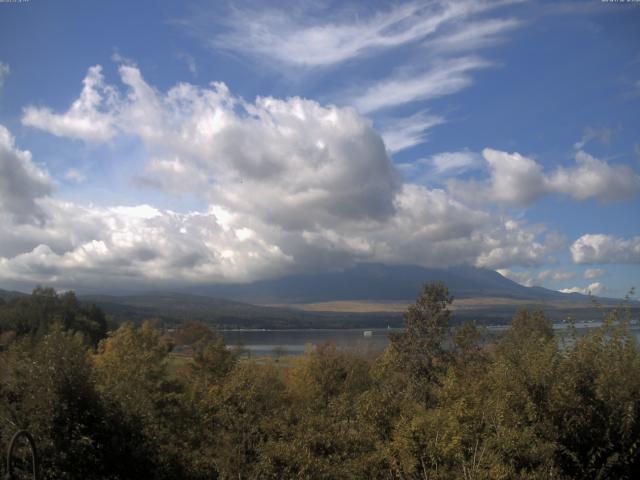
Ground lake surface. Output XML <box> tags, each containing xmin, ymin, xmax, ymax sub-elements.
<box><xmin>221</xmin><ymin>328</ymin><xmax>397</xmax><ymax>357</ymax></box>
<box><xmin>221</xmin><ymin>322</ymin><xmax>640</xmax><ymax>357</ymax></box>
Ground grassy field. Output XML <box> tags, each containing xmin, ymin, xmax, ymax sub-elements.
<box><xmin>266</xmin><ymin>296</ymin><xmax>612</xmax><ymax>314</ymax></box>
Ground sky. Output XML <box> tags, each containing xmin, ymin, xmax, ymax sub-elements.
<box><xmin>0</xmin><ymin>0</ymin><xmax>639</xmax><ymax>297</ymax></box>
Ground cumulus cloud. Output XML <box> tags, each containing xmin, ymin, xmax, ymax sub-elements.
<box><xmin>24</xmin><ymin>64</ymin><xmax>401</xmax><ymax>230</ymax></box>
<box><xmin>0</xmin><ymin>188</ymin><xmax>563</xmax><ymax>290</ymax></box>
<box><xmin>0</xmin><ymin>125</ymin><xmax>53</xmax><ymax>224</ymax></box>
<box><xmin>548</xmin><ymin>150</ymin><xmax>640</xmax><ymax>202</ymax></box>
<box><xmin>6</xmin><ymin>65</ymin><xmax>567</xmax><ymax>289</ymax></box>
<box><xmin>448</xmin><ymin>148</ymin><xmax>640</xmax><ymax>207</ymax></box>
<box><xmin>571</xmin><ymin>234</ymin><xmax>640</xmax><ymax>264</ymax></box>
<box><xmin>0</xmin><ymin>201</ymin><xmax>294</xmax><ymax>289</ymax></box>
<box><xmin>559</xmin><ymin>282</ymin><xmax>605</xmax><ymax>296</ymax></box>
<box><xmin>22</xmin><ymin>65</ymin><xmax>119</xmax><ymax>142</ymax></box>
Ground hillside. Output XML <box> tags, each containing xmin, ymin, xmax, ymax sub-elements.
<box><xmin>78</xmin><ymin>291</ymin><xmax>397</xmax><ymax>329</ymax></box>
<box><xmin>3</xmin><ymin>265</ymin><xmax>632</xmax><ymax>329</ymax></box>
<box><xmin>189</xmin><ymin>263</ymin><xmax>589</xmax><ymax>303</ymax></box>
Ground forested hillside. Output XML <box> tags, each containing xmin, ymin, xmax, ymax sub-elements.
<box><xmin>1</xmin><ymin>284</ymin><xmax>639</xmax><ymax>479</ymax></box>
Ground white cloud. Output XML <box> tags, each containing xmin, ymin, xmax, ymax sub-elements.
<box><xmin>584</xmin><ymin>268</ymin><xmax>604</xmax><ymax>279</ymax></box>
<box><xmin>448</xmin><ymin>148</ymin><xmax>640</xmax><ymax>207</ymax></box>
<box><xmin>423</xmin><ymin>17</ymin><xmax>521</xmax><ymax>52</ymax></box>
<box><xmin>209</xmin><ymin>0</ymin><xmax>497</xmax><ymax>68</ymax></box>
<box><xmin>379</xmin><ymin>111</ymin><xmax>445</xmax><ymax>153</ymax></box>
<box><xmin>399</xmin><ymin>150</ymin><xmax>482</xmax><ymax>184</ymax></box>
<box><xmin>0</xmin><ymin>62</ymin><xmax>9</xmax><ymax>89</ymax></box>
<box><xmin>484</xmin><ymin>148</ymin><xmax>547</xmax><ymax>206</ymax></box>
<box><xmin>559</xmin><ymin>282</ymin><xmax>604</xmax><ymax>296</ymax></box>
<box><xmin>571</xmin><ymin>234</ymin><xmax>640</xmax><ymax>264</ymax></box>
<box><xmin>496</xmin><ymin>268</ymin><xmax>535</xmax><ymax>286</ymax></box>
<box><xmin>64</xmin><ymin>168</ymin><xmax>86</xmax><ymax>183</ymax></box>
<box><xmin>0</xmin><ymin>124</ymin><xmax>53</xmax><ymax>224</ymax></box>
<box><xmin>0</xmin><ymin>188</ymin><xmax>562</xmax><ymax>290</ymax></box>
<box><xmin>548</xmin><ymin>150</ymin><xmax>640</xmax><ymax>203</ymax></box>
<box><xmin>447</xmin><ymin>148</ymin><xmax>546</xmax><ymax>207</ymax></box>
<box><xmin>25</xmin><ymin>64</ymin><xmax>401</xmax><ymax>229</ymax></box>
<box><xmin>497</xmin><ymin>267</ymin><xmax>574</xmax><ymax>287</ymax></box>
<box><xmin>177</xmin><ymin>52</ymin><xmax>198</xmax><ymax>76</ymax></box>
<box><xmin>431</xmin><ymin>150</ymin><xmax>481</xmax><ymax>175</ymax></box>
<box><xmin>22</xmin><ymin>65</ymin><xmax>119</xmax><ymax>142</ymax></box>
<box><xmin>547</xmin><ymin>270</ymin><xmax>575</xmax><ymax>283</ymax></box>
<box><xmin>0</xmin><ymin>200</ymin><xmax>295</xmax><ymax>288</ymax></box>
<box><xmin>5</xmin><ymin>66</ymin><xmax>568</xmax><ymax>289</ymax></box>
<box><xmin>193</xmin><ymin>2</ymin><xmax>521</xmax><ymax>155</ymax></box>
<box><xmin>574</xmin><ymin>126</ymin><xmax>615</xmax><ymax>150</ymax></box>
<box><xmin>351</xmin><ymin>56</ymin><xmax>491</xmax><ymax>113</ymax></box>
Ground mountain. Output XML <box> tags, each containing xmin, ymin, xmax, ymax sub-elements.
<box><xmin>0</xmin><ymin>288</ymin><xmax>28</xmax><ymax>302</ymax></box>
<box><xmin>188</xmin><ymin>263</ymin><xmax>585</xmax><ymax>303</ymax></box>
<box><xmin>3</xmin><ymin>265</ymin><xmax>629</xmax><ymax>329</ymax></box>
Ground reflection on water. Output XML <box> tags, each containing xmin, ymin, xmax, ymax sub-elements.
<box><xmin>221</xmin><ymin>323</ymin><xmax>640</xmax><ymax>357</ymax></box>
<box><xmin>221</xmin><ymin>328</ymin><xmax>398</xmax><ymax>357</ymax></box>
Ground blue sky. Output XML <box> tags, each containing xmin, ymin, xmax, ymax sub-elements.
<box><xmin>0</xmin><ymin>0</ymin><xmax>638</xmax><ymax>297</ymax></box>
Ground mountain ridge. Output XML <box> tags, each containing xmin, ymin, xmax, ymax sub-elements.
<box><xmin>187</xmin><ymin>263</ymin><xmax>591</xmax><ymax>303</ymax></box>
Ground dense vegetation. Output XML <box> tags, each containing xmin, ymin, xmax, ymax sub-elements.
<box><xmin>1</xmin><ymin>284</ymin><xmax>639</xmax><ymax>479</ymax></box>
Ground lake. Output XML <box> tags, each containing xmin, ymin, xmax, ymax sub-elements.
<box><xmin>221</xmin><ymin>322</ymin><xmax>640</xmax><ymax>357</ymax></box>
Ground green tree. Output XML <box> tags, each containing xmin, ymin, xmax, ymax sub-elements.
<box><xmin>212</xmin><ymin>362</ymin><xmax>287</xmax><ymax>479</ymax></box>
<box><xmin>93</xmin><ymin>321</ymin><xmax>191</xmax><ymax>479</ymax></box>
<box><xmin>387</xmin><ymin>282</ymin><xmax>454</xmax><ymax>404</ymax></box>
<box><xmin>0</xmin><ymin>326</ymin><xmax>109</xmax><ymax>480</ymax></box>
<box><xmin>261</xmin><ymin>343</ymin><xmax>378</xmax><ymax>479</ymax></box>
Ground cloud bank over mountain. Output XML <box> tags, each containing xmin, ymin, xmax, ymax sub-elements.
<box><xmin>1</xmin><ymin>0</ymin><xmax>638</xmax><ymax>296</ymax></box>
<box><xmin>0</xmin><ymin>64</ymin><xmax>580</xmax><ymax>289</ymax></box>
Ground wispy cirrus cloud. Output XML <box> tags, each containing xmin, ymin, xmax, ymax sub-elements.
<box><xmin>379</xmin><ymin>111</ymin><xmax>445</xmax><ymax>153</ymax></box>
<box><xmin>206</xmin><ymin>0</ymin><xmax>504</xmax><ymax>68</ymax></box>
<box><xmin>397</xmin><ymin>150</ymin><xmax>482</xmax><ymax>185</ymax></box>
<box><xmin>351</xmin><ymin>56</ymin><xmax>492</xmax><ymax>113</ymax></box>
<box><xmin>0</xmin><ymin>62</ymin><xmax>9</xmax><ymax>90</ymax></box>
<box><xmin>187</xmin><ymin>1</ymin><xmax>523</xmax><ymax>153</ymax></box>
<box><xmin>423</xmin><ymin>17</ymin><xmax>521</xmax><ymax>53</ymax></box>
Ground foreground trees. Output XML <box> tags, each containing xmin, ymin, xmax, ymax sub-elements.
<box><xmin>1</xmin><ymin>284</ymin><xmax>639</xmax><ymax>479</ymax></box>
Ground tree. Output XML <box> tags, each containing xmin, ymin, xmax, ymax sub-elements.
<box><xmin>0</xmin><ymin>326</ymin><xmax>110</xmax><ymax>479</ymax></box>
<box><xmin>0</xmin><ymin>287</ymin><xmax>107</xmax><ymax>345</ymax></box>
<box><xmin>212</xmin><ymin>363</ymin><xmax>287</xmax><ymax>479</ymax></box>
<box><xmin>93</xmin><ymin>321</ymin><xmax>190</xmax><ymax>479</ymax></box>
<box><xmin>388</xmin><ymin>282</ymin><xmax>454</xmax><ymax>404</ymax></box>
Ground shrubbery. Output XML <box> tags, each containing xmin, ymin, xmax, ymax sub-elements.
<box><xmin>1</xmin><ymin>284</ymin><xmax>639</xmax><ymax>479</ymax></box>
